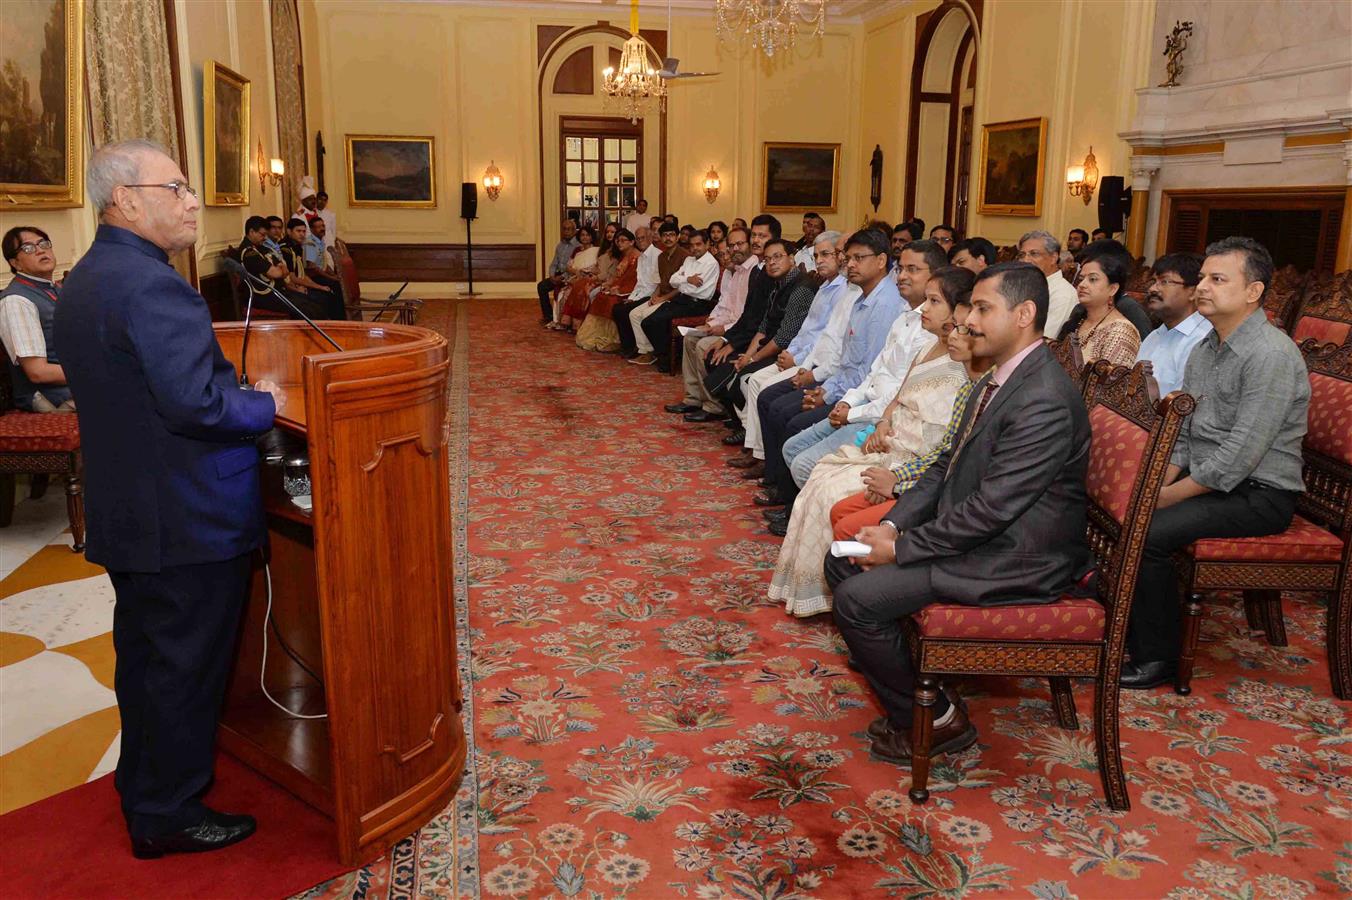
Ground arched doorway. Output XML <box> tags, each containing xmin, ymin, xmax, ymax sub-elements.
<box><xmin>905</xmin><ymin>2</ymin><xmax>980</xmax><ymax>235</ymax></box>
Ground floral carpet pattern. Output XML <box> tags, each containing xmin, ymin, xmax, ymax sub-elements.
<box><xmin>306</xmin><ymin>299</ymin><xmax>1349</xmax><ymax>899</ymax></box>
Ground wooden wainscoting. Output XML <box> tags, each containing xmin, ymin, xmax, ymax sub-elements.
<box><xmin>345</xmin><ymin>243</ymin><xmax>536</xmax><ymax>283</ymax></box>
<box><xmin>200</xmin><ymin>271</ymin><xmax>239</xmax><ymax>321</ymax></box>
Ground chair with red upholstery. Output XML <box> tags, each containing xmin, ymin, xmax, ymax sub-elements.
<box><xmin>905</xmin><ymin>362</ymin><xmax>1190</xmax><ymax>810</ymax></box>
<box><xmin>1176</xmin><ymin>338</ymin><xmax>1352</xmax><ymax>698</ymax></box>
<box><xmin>1290</xmin><ymin>270</ymin><xmax>1351</xmax><ymax>347</ymax></box>
<box><xmin>1044</xmin><ymin>337</ymin><xmax>1088</xmax><ymax>396</ymax></box>
<box><xmin>668</xmin><ymin>315</ymin><xmax>710</xmax><ymax>377</ymax></box>
<box><xmin>1261</xmin><ymin>265</ymin><xmax>1307</xmax><ymax>333</ymax></box>
<box><xmin>332</xmin><ymin>244</ymin><xmax>423</xmax><ymax>325</ymax></box>
<box><xmin>0</xmin><ymin>342</ymin><xmax>85</xmax><ymax>551</ymax></box>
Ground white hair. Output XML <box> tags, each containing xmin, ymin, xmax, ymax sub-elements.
<box><xmin>1018</xmin><ymin>229</ymin><xmax>1061</xmax><ymax>256</ymax></box>
<box><xmin>814</xmin><ymin>230</ymin><xmax>842</xmax><ymax>248</ymax></box>
<box><xmin>87</xmin><ymin>139</ymin><xmax>172</xmax><ymax>213</ymax></box>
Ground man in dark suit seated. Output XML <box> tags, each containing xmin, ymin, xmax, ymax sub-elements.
<box><xmin>824</xmin><ymin>261</ymin><xmax>1092</xmax><ymax>766</ymax></box>
<box><xmin>55</xmin><ymin>139</ymin><xmax>284</xmax><ymax>859</ymax></box>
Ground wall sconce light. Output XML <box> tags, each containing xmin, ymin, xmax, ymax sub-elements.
<box><xmin>482</xmin><ymin>160</ymin><xmax>503</xmax><ymax>201</ymax></box>
<box><xmin>257</xmin><ymin>139</ymin><xmax>284</xmax><ymax>194</ymax></box>
<box><xmin>702</xmin><ymin>165</ymin><xmax>721</xmax><ymax>204</ymax></box>
<box><xmin>1066</xmin><ymin>146</ymin><xmax>1098</xmax><ymax>205</ymax></box>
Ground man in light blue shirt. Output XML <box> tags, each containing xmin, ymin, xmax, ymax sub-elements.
<box><xmin>1136</xmin><ymin>252</ymin><xmax>1210</xmax><ymax>395</ymax></box>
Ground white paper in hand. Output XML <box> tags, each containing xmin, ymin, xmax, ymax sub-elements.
<box><xmin>830</xmin><ymin>540</ymin><xmax>872</xmax><ymax>558</ymax></box>
<box><xmin>677</xmin><ymin>325</ymin><xmax>697</xmax><ymax>336</ymax></box>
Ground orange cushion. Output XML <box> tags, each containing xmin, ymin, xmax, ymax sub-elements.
<box><xmin>1191</xmin><ymin>515</ymin><xmax>1343</xmax><ymax>563</ymax></box>
<box><xmin>0</xmin><ymin>410</ymin><xmax>81</xmax><ymax>452</ymax></box>
<box><xmin>1086</xmin><ymin>405</ymin><xmax>1149</xmax><ymax>521</ymax></box>
<box><xmin>1293</xmin><ymin>316</ymin><xmax>1350</xmax><ymax>347</ymax></box>
<box><xmin>1306</xmin><ymin>372</ymin><xmax>1352</xmax><ymax>464</ymax></box>
<box><xmin>913</xmin><ymin>595</ymin><xmax>1105</xmax><ymax>641</ymax></box>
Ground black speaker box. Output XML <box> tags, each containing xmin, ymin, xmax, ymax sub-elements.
<box><xmin>1097</xmin><ymin>175</ymin><xmax>1131</xmax><ymax>234</ymax></box>
<box><xmin>460</xmin><ymin>182</ymin><xmax>478</xmax><ymax>220</ymax></box>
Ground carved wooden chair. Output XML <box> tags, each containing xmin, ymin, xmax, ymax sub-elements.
<box><xmin>1176</xmin><ymin>338</ymin><xmax>1352</xmax><ymax>699</ymax></box>
<box><xmin>0</xmin><ymin>341</ymin><xmax>85</xmax><ymax>551</ymax></box>
<box><xmin>904</xmin><ymin>362</ymin><xmax>1190</xmax><ymax>810</ymax></box>
<box><xmin>1291</xmin><ymin>270</ymin><xmax>1352</xmax><ymax>347</ymax></box>
<box><xmin>669</xmin><ymin>315</ymin><xmax>710</xmax><ymax>376</ymax></box>
<box><xmin>1045</xmin><ymin>337</ymin><xmax>1089</xmax><ymax>397</ymax></box>
<box><xmin>1261</xmin><ymin>265</ymin><xmax>1307</xmax><ymax>333</ymax></box>
<box><xmin>995</xmin><ymin>245</ymin><xmax>1019</xmax><ymax>263</ymax></box>
<box><xmin>333</xmin><ymin>250</ymin><xmax>423</xmax><ymax>325</ymax></box>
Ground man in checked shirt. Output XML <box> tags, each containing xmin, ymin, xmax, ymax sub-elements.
<box><xmin>1121</xmin><ymin>236</ymin><xmax>1310</xmax><ymax>690</ymax></box>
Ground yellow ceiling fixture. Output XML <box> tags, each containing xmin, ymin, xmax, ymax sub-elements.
<box><xmin>602</xmin><ymin>0</ymin><xmax>666</xmax><ymax>125</ymax></box>
<box><xmin>715</xmin><ymin>0</ymin><xmax>826</xmax><ymax>59</ymax></box>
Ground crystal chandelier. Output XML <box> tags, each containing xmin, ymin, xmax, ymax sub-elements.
<box><xmin>602</xmin><ymin>0</ymin><xmax>666</xmax><ymax>124</ymax></box>
<box><xmin>715</xmin><ymin>0</ymin><xmax>826</xmax><ymax>58</ymax></box>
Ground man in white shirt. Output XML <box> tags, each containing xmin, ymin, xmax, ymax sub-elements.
<box><xmin>623</xmin><ymin>199</ymin><xmax>649</xmax><ymax>235</ymax></box>
<box><xmin>315</xmin><ymin>191</ymin><xmax>337</xmax><ymax>247</ymax></box>
<box><xmin>768</xmin><ymin>240</ymin><xmax>947</xmax><ymax>514</ymax></box>
<box><xmin>667</xmin><ymin>228</ymin><xmax>757</xmax><ymax>412</ymax></box>
<box><xmin>630</xmin><ymin>229</ymin><xmax>720</xmax><ymax>367</ymax></box>
<box><xmin>793</xmin><ymin>212</ymin><xmax>825</xmax><ymax>272</ymax></box>
<box><xmin>1017</xmin><ymin>230</ymin><xmax>1078</xmax><ymax>339</ymax></box>
<box><xmin>735</xmin><ymin>232</ymin><xmax>856</xmax><ymax>466</ymax></box>
<box><xmin>0</xmin><ymin>227</ymin><xmax>74</xmax><ymax>411</ymax></box>
<box><xmin>1136</xmin><ymin>252</ymin><xmax>1210</xmax><ymax>396</ymax></box>
<box><xmin>609</xmin><ymin>225</ymin><xmax>660</xmax><ymax>340</ymax></box>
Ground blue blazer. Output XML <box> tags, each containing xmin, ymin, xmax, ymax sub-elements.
<box><xmin>54</xmin><ymin>225</ymin><xmax>277</xmax><ymax>573</ymax></box>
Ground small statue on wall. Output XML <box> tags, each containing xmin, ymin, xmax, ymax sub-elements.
<box><xmin>869</xmin><ymin>145</ymin><xmax>883</xmax><ymax>213</ymax></box>
<box><xmin>1159</xmin><ymin>20</ymin><xmax>1194</xmax><ymax>88</ymax></box>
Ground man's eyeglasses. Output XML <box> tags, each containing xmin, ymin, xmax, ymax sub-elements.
<box><xmin>898</xmin><ymin>264</ymin><xmax>930</xmax><ymax>275</ymax></box>
<box><xmin>124</xmin><ymin>181</ymin><xmax>198</xmax><ymax>201</ymax></box>
<box><xmin>1150</xmin><ymin>276</ymin><xmax>1189</xmax><ymax>289</ymax></box>
<box><xmin>844</xmin><ymin>251</ymin><xmax>881</xmax><ymax>264</ymax></box>
<box><xmin>952</xmin><ymin>324</ymin><xmax>976</xmax><ymax>335</ymax></box>
<box><xmin>17</xmin><ymin>239</ymin><xmax>53</xmax><ymax>254</ymax></box>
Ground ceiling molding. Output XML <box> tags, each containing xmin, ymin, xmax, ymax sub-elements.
<box><xmin>386</xmin><ymin>0</ymin><xmax>911</xmax><ymax>26</ymax></box>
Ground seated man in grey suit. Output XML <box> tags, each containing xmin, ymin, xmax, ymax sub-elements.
<box><xmin>825</xmin><ymin>261</ymin><xmax>1092</xmax><ymax>766</ymax></box>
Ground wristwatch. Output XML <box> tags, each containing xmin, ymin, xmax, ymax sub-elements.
<box><xmin>878</xmin><ymin>520</ymin><xmax>899</xmax><ymax>535</ymax></box>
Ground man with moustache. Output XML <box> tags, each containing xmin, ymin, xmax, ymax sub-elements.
<box><xmin>0</xmin><ymin>227</ymin><xmax>75</xmax><ymax>411</ymax></box>
<box><xmin>54</xmin><ymin>140</ymin><xmax>284</xmax><ymax>858</ymax></box>
<box><xmin>826</xmin><ymin>261</ymin><xmax>1091</xmax><ymax>765</ymax></box>
<box><xmin>1134</xmin><ymin>252</ymin><xmax>1209</xmax><ymax>395</ymax></box>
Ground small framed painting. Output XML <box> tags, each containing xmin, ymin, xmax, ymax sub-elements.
<box><xmin>977</xmin><ymin>117</ymin><xmax>1047</xmax><ymax>217</ymax></box>
<box><xmin>345</xmin><ymin>135</ymin><xmax>437</xmax><ymax>208</ymax></box>
<box><xmin>762</xmin><ymin>142</ymin><xmax>839</xmax><ymax>212</ymax></box>
<box><xmin>0</xmin><ymin>0</ymin><xmax>84</xmax><ymax>208</ymax></box>
<box><xmin>204</xmin><ymin>60</ymin><xmax>251</xmax><ymax>206</ymax></box>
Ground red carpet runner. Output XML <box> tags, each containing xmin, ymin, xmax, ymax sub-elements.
<box><xmin>0</xmin><ymin>756</ymin><xmax>346</xmax><ymax>899</ymax></box>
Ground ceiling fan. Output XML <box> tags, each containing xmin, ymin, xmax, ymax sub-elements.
<box><xmin>658</xmin><ymin>57</ymin><xmax>719</xmax><ymax>80</ymax></box>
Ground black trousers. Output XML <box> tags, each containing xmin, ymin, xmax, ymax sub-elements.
<box><xmin>763</xmin><ymin>389</ymin><xmax>830</xmax><ymax>487</ymax></box>
<box><xmin>724</xmin><ymin>358</ymin><xmax>777</xmax><ymax>412</ymax></box>
<box><xmin>257</xmin><ymin>289</ymin><xmax>326</xmax><ymax>322</ymax></box>
<box><xmin>109</xmin><ymin>552</ymin><xmax>254</xmax><ymax>840</ymax></box>
<box><xmin>308</xmin><ymin>280</ymin><xmax>346</xmax><ymax>320</ymax></box>
<box><xmin>613</xmin><ymin>298</ymin><xmax>648</xmax><ymax>355</ymax></box>
<box><xmin>536</xmin><ymin>278</ymin><xmax>559</xmax><ymax>321</ymax></box>
<box><xmin>640</xmin><ymin>297</ymin><xmax>714</xmax><ymax>371</ymax></box>
<box><xmin>1127</xmin><ymin>481</ymin><xmax>1297</xmax><ymax>662</ymax></box>
<box><xmin>825</xmin><ymin>554</ymin><xmax>951</xmax><ymax>726</ymax></box>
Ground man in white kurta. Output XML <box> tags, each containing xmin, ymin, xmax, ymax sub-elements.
<box><xmin>1018</xmin><ymin>229</ymin><xmax>1078</xmax><ymax>339</ymax></box>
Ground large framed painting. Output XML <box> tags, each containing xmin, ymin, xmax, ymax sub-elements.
<box><xmin>204</xmin><ymin>60</ymin><xmax>250</xmax><ymax>206</ymax></box>
<box><xmin>0</xmin><ymin>0</ymin><xmax>83</xmax><ymax>208</ymax></box>
<box><xmin>977</xmin><ymin>117</ymin><xmax>1047</xmax><ymax>217</ymax></box>
<box><xmin>762</xmin><ymin>142</ymin><xmax>839</xmax><ymax>213</ymax></box>
<box><xmin>345</xmin><ymin>135</ymin><xmax>436</xmax><ymax>208</ymax></box>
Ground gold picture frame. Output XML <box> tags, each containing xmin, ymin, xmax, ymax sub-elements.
<box><xmin>0</xmin><ymin>0</ymin><xmax>84</xmax><ymax>208</ymax></box>
<box><xmin>761</xmin><ymin>142</ymin><xmax>840</xmax><ymax>213</ymax></box>
<box><xmin>977</xmin><ymin>117</ymin><xmax>1048</xmax><ymax>217</ymax></box>
<box><xmin>204</xmin><ymin>60</ymin><xmax>250</xmax><ymax>207</ymax></box>
<box><xmin>345</xmin><ymin>135</ymin><xmax>437</xmax><ymax>209</ymax></box>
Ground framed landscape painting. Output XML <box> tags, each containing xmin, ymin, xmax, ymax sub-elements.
<box><xmin>204</xmin><ymin>60</ymin><xmax>250</xmax><ymax>206</ymax></box>
<box><xmin>977</xmin><ymin>117</ymin><xmax>1047</xmax><ymax>216</ymax></box>
<box><xmin>0</xmin><ymin>0</ymin><xmax>83</xmax><ymax>208</ymax></box>
<box><xmin>762</xmin><ymin>142</ymin><xmax>839</xmax><ymax>212</ymax></box>
<box><xmin>346</xmin><ymin>135</ymin><xmax>436</xmax><ymax>208</ymax></box>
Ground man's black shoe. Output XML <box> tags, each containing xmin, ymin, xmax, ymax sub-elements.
<box><xmin>723</xmin><ymin>417</ymin><xmax>740</xmax><ymax>429</ymax></box>
<box><xmin>764</xmin><ymin>509</ymin><xmax>789</xmax><ymax>526</ymax></box>
<box><xmin>683</xmin><ymin>410</ymin><xmax>724</xmax><ymax>423</ymax></box>
<box><xmin>752</xmin><ymin>489</ymin><xmax>782</xmax><ymax>507</ymax></box>
<box><xmin>665</xmin><ymin>403</ymin><xmax>699</xmax><ymax>414</ymax></box>
<box><xmin>1120</xmin><ymin>659</ymin><xmax>1177</xmax><ymax>690</ymax></box>
<box><xmin>722</xmin><ymin>430</ymin><xmax>746</xmax><ymax>445</ymax></box>
<box><xmin>768</xmin><ymin>518</ymin><xmax>789</xmax><ymax>537</ymax></box>
<box><xmin>131</xmin><ymin>810</ymin><xmax>257</xmax><ymax>859</ymax></box>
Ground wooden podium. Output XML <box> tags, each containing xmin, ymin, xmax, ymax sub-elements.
<box><xmin>213</xmin><ymin>320</ymin><xmax>465</xmax><ymax>865</ymax></box>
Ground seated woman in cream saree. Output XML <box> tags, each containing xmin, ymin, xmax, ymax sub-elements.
<box><xmin>768</xmin><ymin>267</ymin><xmax>976</xmax><ymax>618</ymax></box>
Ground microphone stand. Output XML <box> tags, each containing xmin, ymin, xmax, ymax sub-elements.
<box><xmin>239</xmin><ymin>277</ymin><xmax>258</xmax><ymax>387</ymax></box>
<box><xmin>241</xmin><ymin>270</ymin><xmax>345</xmax><ymax>353</ymax></box>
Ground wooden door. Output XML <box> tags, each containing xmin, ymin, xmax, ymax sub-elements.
<box><xmin>560</xmin><ymin>116</ymin><xmax>643</xmax><ymax>229</ymax></box>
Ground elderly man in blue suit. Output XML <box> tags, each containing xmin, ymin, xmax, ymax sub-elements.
<box><xmin>54</xmin><ymin>140</ymin><xmax>284</xmax><ymax>859</ymax></box>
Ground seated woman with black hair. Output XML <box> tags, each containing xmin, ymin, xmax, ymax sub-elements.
<box><xmin>1057</xmin><ymin>239</ymin><xmax>1142</xmax><ymax>368</ymax></box>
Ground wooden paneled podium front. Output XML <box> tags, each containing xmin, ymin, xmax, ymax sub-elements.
<box><xmin>214</xmin><ymin>320</ymin><xmax>465</xmax><ymax>865</ymax></box>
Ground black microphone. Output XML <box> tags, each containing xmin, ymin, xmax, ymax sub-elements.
<box><xmin>238</xmin><ymin>267</ymin><xmax>344</xmax><ymax>354</ymax></box>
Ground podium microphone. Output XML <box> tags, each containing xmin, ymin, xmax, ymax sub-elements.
<box><xmin>239</xmin><ymin>268</ymin><xmax>345</xmax><ymax>355</ymax></box>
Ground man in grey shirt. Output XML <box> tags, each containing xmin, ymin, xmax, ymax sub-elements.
<box><xmin>536</xmin><ymin>219</ymin><xmax>578</xmax><ymax>325</ymax></box>
<box><xmin>1121</xmin><ymin>237</ymin><xmax>1309</xmax><ymax>689</ymax></box>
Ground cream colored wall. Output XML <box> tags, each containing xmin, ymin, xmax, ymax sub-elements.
<box><xmin>857</xmin><ymin>3</ymin><xmax>931</xmax><ymax>225</ymax></box>
<box><xmin>965</xmin><ymin>0</ymin><xmax>1153</xmax><ymax>246</ymax></box>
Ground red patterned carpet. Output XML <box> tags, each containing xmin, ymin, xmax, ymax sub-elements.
<box><xmin>306</xmin><ymin>298</ymin><xmax>1349</xmax><ymax>899</ymax></box>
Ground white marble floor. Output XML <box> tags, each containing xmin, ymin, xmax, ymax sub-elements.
<box><xmin>1</xmin><ymin>486</ymin><xmax>75</xmax><ymax>579</ymax></box>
